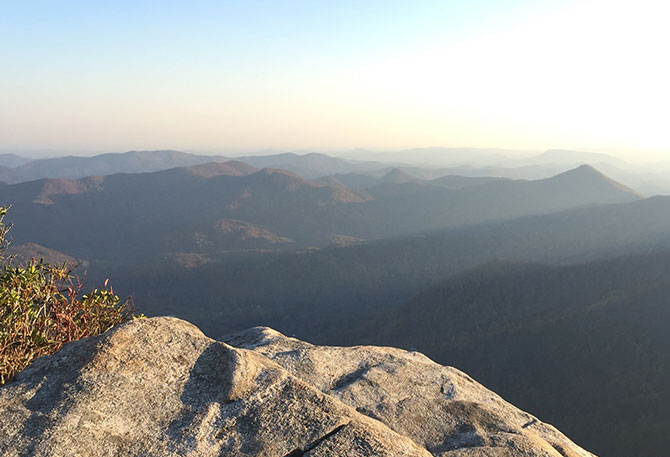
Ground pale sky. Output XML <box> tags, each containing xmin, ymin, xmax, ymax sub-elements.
<box><xmin>1</xmin><ymin>0</ymin><xmax>668</xmax><ymax>161</ymax></box>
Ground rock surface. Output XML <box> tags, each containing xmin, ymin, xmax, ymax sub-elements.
<box><xmin>0</xmin><ymin>317</ymin><xmax>595</xmax><ymax>456</ymax></box>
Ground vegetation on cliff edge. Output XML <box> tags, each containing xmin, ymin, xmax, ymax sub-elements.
<box><xmin>0</xmin><ymin>206</ymin><xmax>137</xmax><ymax>385</ymax></box>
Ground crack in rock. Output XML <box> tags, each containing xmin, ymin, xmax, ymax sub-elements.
<box><xmin>283</xmin><ymin>422</ymin><xmax>350</xmax><ymax>457</ymax></box>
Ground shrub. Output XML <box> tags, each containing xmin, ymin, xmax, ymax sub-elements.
<box><xmin>0</xmin><ymin>206</ymin><xmax>138</xmax><ymax>385</ymax></box>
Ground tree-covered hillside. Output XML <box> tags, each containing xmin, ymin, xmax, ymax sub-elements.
<box><xmin>349</xmin><ymin>253</ymin><xmax>670</xmax><ymax>457</ymax></box>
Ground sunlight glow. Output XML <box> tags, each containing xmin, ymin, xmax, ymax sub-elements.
<box><xmin>321</xmin><ymin>0</ymin><xmax>670</xmax><ymax>157</ymax></box>
<box><xmin>1</xmin><ymin>0</ymin><xmax>668</xmax><ymax>159</ymax></box>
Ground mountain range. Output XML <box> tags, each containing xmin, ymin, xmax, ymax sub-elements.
<box><xmin>1</xmin><ymin>148</ymin><xmax>668</xmax><ymax>457</ymax></box>
<box><xmin>0</xmin><ymin>161</ymin><xmax>639</xmax><ymax>261</ymax></box>
<box><xmin>0</xmin><ymin>150</ymin><xmax>383</xmax><ymax>184</ymax></box>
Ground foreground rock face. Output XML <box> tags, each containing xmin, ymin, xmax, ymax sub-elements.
<box><xmin>0</xmin><ymin>318</ymin><xmax>594</xmax><ymax>456</ymax></box>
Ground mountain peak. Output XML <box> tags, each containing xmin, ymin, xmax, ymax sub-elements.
<box><xmin>560</xmin><ymin>163</ymin><xmax>603</xmax><ymax>177</ymax></box>
<box><xmin>0</xmin><ymin>153</ymin><xmax>32</xmax><ymax>168</ymax></box>
<box><xmin>0</xmin><ymin>317</ymin><xmax>595</xmax><ymax>456</ymax></box>
<box><xmin>571</xmin><ymin>163</ymin><xmax>599</xmax><ymax>172</ymax></box>
<box><xmin>380</xmin><ymin>168</ymin><xmax>419</xmax><ymax>184</ymax></box>
<box><xmin>549</xmin><ymin>164</ymin><xmax>640</xmax><ymax>196</ymax></box>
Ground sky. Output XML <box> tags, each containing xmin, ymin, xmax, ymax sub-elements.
<box><xmin>1</xmin><ymin>0</ymin><xmax>668</xmax><ymax>160</ymax></box>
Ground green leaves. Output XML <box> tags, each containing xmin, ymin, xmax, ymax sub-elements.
<box><xmin>0</xmin><ymin>206</ymin><xmax>136</xmax><ymax>385</ymax></box>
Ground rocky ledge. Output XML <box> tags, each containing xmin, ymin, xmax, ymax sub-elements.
<box><xmin>0</xmin><ymin>317</ymin><xmax>595</xmax><ymax>456</ymax></box>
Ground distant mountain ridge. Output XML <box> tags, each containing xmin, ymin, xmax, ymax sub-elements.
<box><xmin>1</xmin><ymin>150</ymin><xmax>231</xmax><ymax>183</ymax></box>
<box><xmin>517</xmin><ymin>149</ymin><xmax>629</xmax><ymax>167</ymax></box>
<box><xmin>0</xmin><ymin>153</ymin><xmax>32</xmax><ymax>168</ymax></box>
<box><xmin>365</xmin><ymin>164</ymin><xmax>640</xmax><ymax>235</ymax></box>
<box><xmin>0</xmin><ymin>150</ymin><xmax>386</xmax><ymax>184</ymax></box>
<box><xmin>0</xmin><ymin>163</ymin><xmax>639</xmax><ymax>260</ymax></box>
<box><xmin>0</xmin><ymin>162</ymin><xmax>373</xmax><ymax>258</ymax></box>
<box><xmin>3</xmin><ymin>148</ymin><xmax>665</xmax><ymax>198</ymax></box>
<box><xmin>237</xmin><ymin>152</ymin><xmax>383</xmax><ymax>178</ymax></box>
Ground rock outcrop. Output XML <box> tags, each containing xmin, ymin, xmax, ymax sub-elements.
<box><xmin>0</xmin><ymin>317</ymin><xmax>595</xmax><ymax>456</ymax></box>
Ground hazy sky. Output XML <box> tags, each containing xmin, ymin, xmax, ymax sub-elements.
<box><xmin>1</xmin><ymin>0</ymin><xmax>668</xmax><ymax>160</ymax></box>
